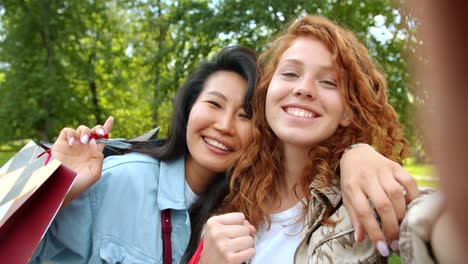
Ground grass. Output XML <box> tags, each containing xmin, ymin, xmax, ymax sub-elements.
<box><xmin>0</xmin><ymin>140</ymin><xmax>29</xmax><ymax>167</ymax></box>
<box><xmin>403</xmin><ymin>158</ymin><xmax>439</xmax><ymax>189</ymax></box>
<box><xmin>389</xmin><ymin>253</ymin><xmax>402</xmax><ymax>264</ymax></box>
<box><xmin>0</xmin><ymin>151</ymin><xmax>16</xmax><ymax>166</ymax></box>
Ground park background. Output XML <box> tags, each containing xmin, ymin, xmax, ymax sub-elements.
<box><xmin>0</xmin><ymin>1</ymin><xmax>437</xmax><ymax>262</ymax></box>
<box><xmin>0</xmin><ymin>0</ymin><xmax>435</xmax><ymax>184</ymax></box>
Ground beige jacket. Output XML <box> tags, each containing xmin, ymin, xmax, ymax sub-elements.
<box><xmin>399</xmin><ymin>190</ymin><xmax>468</xmax><ymax>264</ymax></box>
<box><xmin>293</xmin><ymin>181</ymin><xmax>386</xmax><ymax>264</ymax></box>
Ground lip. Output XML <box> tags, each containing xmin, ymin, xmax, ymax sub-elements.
<box><xmin>282</xmin><ymin>104</ymin><xmax>320</xmax><ymax>118</ymax></box>
<box><xmin>202</xmin><ymin>135</ymin><xmax>234</xmax><ymax>154</ymax></box>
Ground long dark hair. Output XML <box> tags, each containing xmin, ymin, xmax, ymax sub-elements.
<box><xmin>133</xmin><ymin>46</ymin><xmax>257</xmax><ymax>162</ymax></box>
<box><xmin>178</xmin><ymin>47</ymin><xmax>257</xmax><ymax>263</ymax></box>
<box><xmin>131</xmin><ymin>46</ymin><xmax>257</xmax><ymax>263</ymax></box>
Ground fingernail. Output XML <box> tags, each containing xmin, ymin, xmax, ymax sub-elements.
<box><xmin>391</xmin><ymin>240</ymin><xmax>399</xmax><ymax>251</ymax></box>
<box><xmin>90</xmin><ymin>138</ymin><xmax>97</xmax><ymax>145</ymax></box>
<box><xmin>376</xmin><ymin>240</ymin><xmax>389</xmax><ymax>257</ymax></box>
<box><xmin>80</xmin><ymin>134</ymin><xmax>89</xmax><ymax>144</ymax></box>
<box><xmin>353</xmin><ymin>224</ymin><xmax>359</xmax><ymax>242</ymax></box>
<box><xmin>68</xmin><ymin>137</ymin><xmax>75</xmax><ymax>146</ymax></box>
<box><xmin>97</xmin><ymin>128</ymin><xmax>105</xmax><ymax>135</ymax></box>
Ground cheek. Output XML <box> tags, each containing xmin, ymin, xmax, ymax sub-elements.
<box><xmin>186</xmin><ymin>105</ymin><xmax>206</xmax><ymax>132</ymax></box>
<box><xmin>265</xmin><ymin>89</ymin><xmax>277</xmax><ymax>121</ymax></box>
<box><xmin>238</xmin><ymin>124</ymin><xmax>253</xmax><ymax>147</ymax></box>
<box><xmin>324</xmin><ymin>92</ymin><xmax>347</xmax><ymax>118</ymax></box>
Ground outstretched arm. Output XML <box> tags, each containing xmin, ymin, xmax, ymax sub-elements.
<box><xmin>340</xmin><ymin>143</ymin><xmax>419</xmax><ymax>256</ymax></box>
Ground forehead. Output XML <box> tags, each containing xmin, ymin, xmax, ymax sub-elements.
<box><xmin>200</xmin><ymin>70</ymin><xmax>247</xmax><ymax>103</ymax></box>
<box><xmin>279</xmin><ymin>36</ymin><xmax>334</xmax><ymax>68</ymax></box>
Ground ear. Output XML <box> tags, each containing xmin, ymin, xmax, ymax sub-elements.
<box><xmin>339</xmin><ymin>107</ymin><xmax>353</xmax><ymax>127</ymax></box>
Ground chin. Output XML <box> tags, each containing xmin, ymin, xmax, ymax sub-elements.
<box><xmin>202</xmin><ymin>160</ymin><xmax>231</xmax><ymax>174</ymax></box>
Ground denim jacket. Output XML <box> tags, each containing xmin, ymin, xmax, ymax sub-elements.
<box><xmin>31</xmin><ymin>153</ymin><xmax>191</xmax><ymax>264</ymax></box>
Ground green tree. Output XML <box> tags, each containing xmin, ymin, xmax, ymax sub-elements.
<box><xmin>0</xmin><ymin>0</ymin><xmax>424</xmax><ymax>160</ymax></box>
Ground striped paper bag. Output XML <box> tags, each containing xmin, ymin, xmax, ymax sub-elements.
<box><xmin>0</xmin><ymin>141</ymin><xmax>77</xmax><ymax>263</ymax></box>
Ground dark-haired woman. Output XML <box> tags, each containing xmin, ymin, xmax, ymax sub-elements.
<box><xmin>31</xmin><ymin>46</ymin><xmax>258</xmax><ymax>263</ymax></box>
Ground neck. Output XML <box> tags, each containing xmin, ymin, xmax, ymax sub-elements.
<box><xmin>274</xmin><ymin>143</ymin><xmax>313</xmax><ymax>212</ymax></box>
<box><xmin>184</xmin><ymin>156</ymin><xmax>218</xmax><ymax>194</ymax></box>
<box><xmin>282</xmin><ymin>144</ymin><xmax>311</xmax><ymax>190</ymax></box>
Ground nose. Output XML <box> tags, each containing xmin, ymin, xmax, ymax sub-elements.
<box><xmin>292</xmin><ymin>82</ymin><xmax>317</xmax><ymax>99</ymax></box>
<box><xmin>214</xmin><ymin>112</ymin><xmax>235</xmax><ymax>135</ymax></box>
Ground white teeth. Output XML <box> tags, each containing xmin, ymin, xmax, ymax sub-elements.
<box><xmin>204</xmin><ymin>137</ymin><xmax>229</xmax><ymax>151</ymax></box>
<box><xmin>286</xmin><ymin>107</ymin><xmax>314</xmax><ymax>118</ymax></box>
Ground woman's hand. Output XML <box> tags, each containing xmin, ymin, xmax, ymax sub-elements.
<box><xmin>340</xmin><ymin>144</ymin><xmax>419</xmax><ymax>256</ymax></box>
<box><xmin>52</xmin><ymin>116</ymin><xmax>114</xmax><ymax>206</ymax></box>
<box><xmin>199</xmin><ymin>213</ymin><xmax>255</xmax><ymax>264</ymax></box>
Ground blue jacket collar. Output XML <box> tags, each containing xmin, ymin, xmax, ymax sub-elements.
<box><xmin>157</xmin><ymin>157</ymin><xmax>187</xmax><ymax>210</ymax></box>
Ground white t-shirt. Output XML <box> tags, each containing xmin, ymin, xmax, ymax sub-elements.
<box><xmin>251</xmin><ymin>201</ymin><xmax>305</xmax><ymax>264</ymax></box>
<box><xmin>184</xmin><ymin>180</ymin><xmax>199</xmax><ymax>207</ymax></box>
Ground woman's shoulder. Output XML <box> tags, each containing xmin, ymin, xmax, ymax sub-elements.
<box><xmin>99</xmin><ymin>152</ymin><xmax>185</xmax><ymax>184</ymax></box>
<box><xmin>103</xmin><ymin>152</ymin><xmax>161</xmax><ymax>170</ymax></box>
<box><xmin>302</xmin><ymin>204</ymin><xmax>386</xmax><ymax>263</ymax></box>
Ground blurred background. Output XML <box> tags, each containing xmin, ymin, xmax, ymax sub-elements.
<box><xmin>0</xmin><ymin>0</ymin><xmax>435</xmax><ymax>188</ymax></box>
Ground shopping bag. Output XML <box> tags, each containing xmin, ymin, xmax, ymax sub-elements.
<box><xmin>0</xmin><ymin>141</ymin><xmax>77</xmax><ymax>263</ymax></box>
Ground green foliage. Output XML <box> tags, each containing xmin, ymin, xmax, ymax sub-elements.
<box><xmin>0</xmin><ymin>0</ymin><xmax>424</xmax><ymax>151</ymax></box>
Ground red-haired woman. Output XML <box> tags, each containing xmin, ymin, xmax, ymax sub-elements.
<box><xmin>192</xmin><ymin>15</ymin><xmax>415</xmax><ymax>263</ymax></box>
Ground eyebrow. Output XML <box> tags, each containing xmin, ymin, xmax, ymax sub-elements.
<box><xmin>205</xmin><ymin>91</ymin><xmax>227</xmax><ymax>101</ymax></box>
<box><xmin>280</xmin><ymin>58</ymin><xmax>334</xmax><ymax>72</ymax></box>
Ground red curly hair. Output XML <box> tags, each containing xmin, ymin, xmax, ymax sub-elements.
<box><xmin>222</xmin><ymin>15</ymin><xmax>409</xmax><ymax>228</ymax></box>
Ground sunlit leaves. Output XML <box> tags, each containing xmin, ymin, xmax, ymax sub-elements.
<box><xmin>0</xmin><ymin>0</ymin><xmax>421</xmax><ymax>156</ymax></box>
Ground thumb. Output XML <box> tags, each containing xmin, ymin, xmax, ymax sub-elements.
<box><xmin>103</xmin><ymin>116</ymin><xmax>114</xmax><ymax>135</ymax></box>
<box><xmin>89</xmin><ymin>138</ymin><xmax>104</xmax><ymax>174</ymax></box>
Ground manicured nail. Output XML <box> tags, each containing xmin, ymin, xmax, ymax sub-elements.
<box><xmin>80</xmin><ymin>134</ymin><xmax>89</xmax><ymax>144</ymax></box>
<box><xmin>68</xmin><ymin>137</ymin><xmax>75</xmax><ymax>146</ymax></box>
<box><xmin>354</xmin><ymin>231</ymin><xmax>358</xmax><ymax>243</ymax></box>
<box><xmin>97</xmin><ymin>128</ymin><xmax>105</xmax><ymax>135</ymax></box>
<box><xmin>376</xmin><ymin>240</ymin><xmax>389</xmax><ymax>257</ymax></box>
<box><xmin>391</xmin><ymin>240</ymin><xmax>399</xmax><ymax>251</ymax></box>
<box><xmin>90</xmin><ymin>138</ymin><xmax>97</xmax><ymax>146</ymax></box>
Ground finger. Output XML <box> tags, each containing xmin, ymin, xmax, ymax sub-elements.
<box><xmin>350</xmin><ymin>189</ymin><xmax>389</xmax><ymax>256</ymax></box>
<box><xmin>76</xmin><ymin>125</ymin><xmax>92</xmax><ymax>144</ymax></box>
<box><xmin>89</xmin><ymin>138</ymin><xmax>104</xmax><ymax>178</ymax></box>
<box><xmin>58</xmin><ymin>128</ymin><xmax>79</xmax><ymax>146</ymax></box>
<box><xmin>227</xmin><ymin>235</ymin><xmax>255</xmax><ymax>252</ymax></box>
<box><xmin>91</xmin><ymin>125</ymin><xmax>106</xmax><ymax>137</ymax></box>
<box><xmin>209</xmin><ymin>213</ymin><xmax>245</xmax><ymax>226</ymax></box>
<box><xmin>243</xmin><ymin>220</ymin><xmax>256</xmax><ymax>235</ymax></box>
<box><xmin>393</xmin><ymin>166</ymin><xmax>419</xmax><ymax>203</ymax></box>
<box><xmin>343</xmin><ymin>196</ymin><xmax>365</xmax><ymax>242</ymax></box>
<box><xmin>213</xmin><ymin>224</ymin><xmax>252</xmax><ymax>239</ymax></box>
<box><xmin>103</xmin><ymin>116</ymin><xmax>114</xmax><ymax>135</ymax></box>
<box><xmin>379</xmin><ymin>172</ymin><xmax>406</xmax><ymax>222</ymax></box>
<box><xmin>237</xmin><ymin>247</ymin><xmax>256</xmax><ymax>264</ymax></box>
<box><xmin>90</xmin><ymin>116</ymin><xmax>114</xmax><ymax>137</ymax></box>
<box><xmin>366</xmin><ymin>176</ymin><xmax>400</xmax><ymax>245</ymax></box>
<box><xmin>225</xmin><ymin>247</ymin><xmax>255</xmax><ymax>264</ymax></box>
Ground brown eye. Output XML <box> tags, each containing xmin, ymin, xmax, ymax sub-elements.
<box><xmin>320</xmin><ymin>80</ymin><xmax>337</xmax><ymax>87</ymax></box>
<box><xmin>282</xmin><ymin>72</ymin><xmax>299</xmax><ymax>78</ymax></box>
<box><xmin>206</xmin><ymin>100</ymin><xmax>222</xmax><ymax>108</ymax></box>
<box><xmin>238</xmin><ymin>113</ymin><xmax>249</xmax><ymax>119</ymax></box>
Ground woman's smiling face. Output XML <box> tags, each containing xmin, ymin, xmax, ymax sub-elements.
<box><xmin>265</xmin><ymin>36</ymin><xmax>352</xmax><ymax>150</ymax></box>
<box><xmin>186</xmin><ymin>70</ymin><xmax>252</xmax><ymax>174</ymax></box>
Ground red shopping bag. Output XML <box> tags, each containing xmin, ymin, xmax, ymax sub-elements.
<box><xmin>0</xmin><ymin>141</ymin><xmax>77</xmax><ymax>263</ymax></box>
